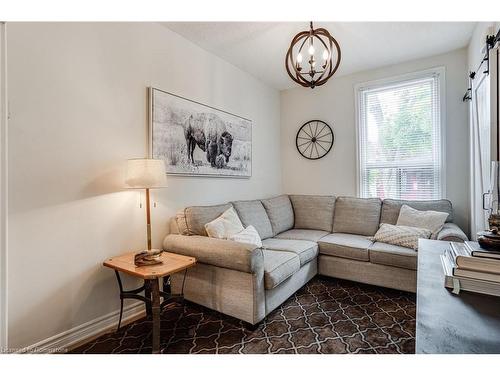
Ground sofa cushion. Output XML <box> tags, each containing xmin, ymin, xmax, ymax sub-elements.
<box><xmin>369</xmin><ymin>241</ymin><xmax>418</xmax><ymax>270</ymax></box>
<box><xmin>274</xmin><ymin>229</ymin><xmax>330</xmax><ymax>242</ymax></box>
<box><xmin>318</xmin><ymin>233</ymin><xmax>373</xmax><ymax>261</ymax></box>
<box><xmin>232</xmin><ymin>200</ymin><xmax>273</xmax><ymax>240</ymax></box>
<box><xmin>380</xmin><ymin>198</ymin><xmax>453</xmax><ymax>224</ymax></box>
<box><xmin>261</xmin><ymin>195</ymin><xmax>294</xmax><ymax>236</ymax></box>
<box><xmin>175</xmin><ymin>209</ymin><xmax>189</xmax><ymax>235</ymax></box>
<box><xmin>332</xmin><ymin>197</ymin><xmax>382</xmax><ymax>236</ymax></box>
<box><xmin>396</xmin><ymin>204</ymin><xmax>448</xmax><ymax>239</ymax></box>
<box><xmin>184</xmin><ymin>203</ymin><xmax>233</xmax><ymax>236</ymax></box>
<box><xmin>262</xmin><ymin>238</ymin><xmax>318</xmax><ymax>266</ymax></box>
<box><xmin>289</xmin><ymin>194</ymin><xmax>335</xmax><ymax>232</ymax></box>
<box><xmin>262</xmin><ymin>249</ymin><xmax>301</xmax><ymax>290</ymax></box>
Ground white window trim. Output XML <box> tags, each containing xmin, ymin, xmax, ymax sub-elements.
<box><xmin>0</xmin><ymin>21</ymin><xmax>7</xmax><ymax>350</ymax></box>
<box><xmin>354</xmin><ymin>66</ymin><xmax>447</xmax><ymax>199</ymax></box>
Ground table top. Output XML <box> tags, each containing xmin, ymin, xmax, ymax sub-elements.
<box><xmin>416</xmin><ymin>239</ymin><xmax>500</xmax><ymax>354</ymax></box>
<box><xmin>103</xmin><ymin>251</ymin><xmax>196</xmax><ymax>279</ymax></box>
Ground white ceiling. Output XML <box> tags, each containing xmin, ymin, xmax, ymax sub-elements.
<box><xmin>163</xmin><ymin>22</ymin><xmax>476</xmax><ymax>91</ymax></box>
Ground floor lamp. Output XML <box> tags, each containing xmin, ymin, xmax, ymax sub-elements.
<box><xmin>125</xmin><ymin>158</ymin><xmax>167</xmax><ymax>251</ymax></box>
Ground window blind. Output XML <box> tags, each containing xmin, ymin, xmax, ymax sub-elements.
<box><xmin>358</xmin><ymin>72</ymin><xmax>443</xmax><ymax>200</ymax></box>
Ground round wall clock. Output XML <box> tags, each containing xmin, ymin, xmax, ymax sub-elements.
<box><xmin>295</xmin><ymin>120</ymin><xmax>334</xmax><ymax>160</ymax></box>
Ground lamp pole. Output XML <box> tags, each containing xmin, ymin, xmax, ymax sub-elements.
<box><xmin>145</xmin><ymin>187</ymin><xmax>152</xmax><ymax>250</ymax></box>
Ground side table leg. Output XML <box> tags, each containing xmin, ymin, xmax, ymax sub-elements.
<box><xmin>144</xmin><ymin>280</ymin><xmax>152</xmax><ymax>317</ymax></box>
<box><xmin>114</xmin><ymin>270</ymin><xmax>124</xmax><ymax>332</ymax></box>
<box><xmin>151</xmin><ymin>278</ymin><xmax>161</xmax><ymax>354</ymax></box>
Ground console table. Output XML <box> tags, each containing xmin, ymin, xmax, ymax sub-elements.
<box><xmin>416</xmin><ymin>239</ymin><xmax>500</xmax><ymax>353</ymax></box>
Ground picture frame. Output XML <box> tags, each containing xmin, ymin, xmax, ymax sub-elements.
<box><xmin>148</xmin><ymin>87</ymin><xmax>252</xmax><ymax>178</ymax></box>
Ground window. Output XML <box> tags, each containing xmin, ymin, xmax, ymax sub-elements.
<box><xmin>356</xmin><ymin>68</ymin><xmax>444</xmax><ymax>200</ymax></box>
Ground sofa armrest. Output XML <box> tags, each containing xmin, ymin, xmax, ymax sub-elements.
<box><xmin>163</xmin><ymin>234</ymin><xmax>263</xmax><ymax>273</ymax></box>
<box><xmin>436</xmin><ymin>222</ymin><xmax>468</xmax><ymax>242</ymax></box>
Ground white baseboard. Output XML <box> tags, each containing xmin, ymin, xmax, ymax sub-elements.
<box><xmin>17</xmin><ymin>302</ymin><xmax>145</xmax><ymax>353</ymax></box>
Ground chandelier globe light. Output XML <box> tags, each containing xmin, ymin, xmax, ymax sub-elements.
<box><xmin>285</xmin><ymin>22</ymin><xmax>341</xmax><ymax>89</ymax></box>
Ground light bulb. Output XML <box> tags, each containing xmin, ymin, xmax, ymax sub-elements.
<box><xmin>297</xmin><ymin>52</ymin><xmax>303</xmax><ymax>63</ymax></box>
<box><xmin>322</xmin><ymin>50</ymin><xmax>329</xmax><ymax>60</ymax></box>
<box><xmin>308</xmin><ymin>44</ymin><xmax>315</xmax><ymax>55</ymax></box>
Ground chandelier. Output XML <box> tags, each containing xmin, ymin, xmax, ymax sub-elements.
<box><xmin>285</xmin><ymin>22</ymin><xmax>341</xmax><ymax>89</ymax></box>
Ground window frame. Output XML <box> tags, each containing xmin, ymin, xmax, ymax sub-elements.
<box><xmin>354</xmin><ymin>67</ymin><xmax>446</xmax><ymax>200</ymax></box>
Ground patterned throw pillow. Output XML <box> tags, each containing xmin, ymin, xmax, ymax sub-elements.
<box><xmin>396</xmin><ymin>204</ymin><xmax>448</xmax><ymax>239</ymax></box>
<box><xmin>229</xmin><ymin>225</ymin><xmax>262</xmax><ymax>248</ymax></box>
<box><xmin>374</xmin><ymin>223</ymin><xmax>432</xmax><ymax>250</ymax></box>
<box><xmin>204</xmin><ymin>207</ymin><xmax>244</xmax><ymax>239</ymax></box>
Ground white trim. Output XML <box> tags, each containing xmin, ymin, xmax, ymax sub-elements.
<box><xmin>354</xmin><ymin>82</ymin><xmax>361</xmax><ymax>197</ymax></box>
<box><xmin>16</xmin><ymin>302</ymin><xmax>144</xmax><ymax>353</ymax></box>
<box><xmin>469</xmin><ymin>73</ymin><xmax>477</xmax><ymax>238</ymax></box>
<box><xmin>354</xmin><ymin>66</ymin><xmax>447</xmax><ymax>199</ymax></box>
<box><xmin>0</xmin><ymin>21</ymin><xmax>8</xmax><ymax>351</ymax></box>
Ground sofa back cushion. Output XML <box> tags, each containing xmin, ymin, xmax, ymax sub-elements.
<box><xmin>261</xmin><ymin>195</ymin><xmax>294</xmax><ymax>236</ymax></box>
<box><xmin>175</xmin><ymin>209</ymin><xmax>189</xmax><ymax>235</ymax></box>
<box><xmin>232</xmin><ymin>200</ymin><xmax>274</xmax><ymax>240</ymax></box>
<box><xmin>289</xmin><ymin>194</ymin><xmax>335</xmax><ymax>232</ymax></box>
<box><xmin>380</xmin><ymin>198</ymin><xmax>453</xmax><ymax>224</ymax></box>
<box><xmin>332</xmin><ymin>196</ymin><xmax>382</xmax><ymax>236</ymax></box>
<box><xmin>184</xmin><ymin>203</ymin><xmax>232</xmax><ymax>236</ymax></box>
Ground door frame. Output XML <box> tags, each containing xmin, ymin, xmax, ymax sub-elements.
<box><xmin>470</xmin><ymin>41</ymin><xmax>500</xmax><ymax>239</ymax></box>
<box><xmin>0</xmin><ymin>21</ymin><xmax>7</xmax><ymax>350</ymax></box>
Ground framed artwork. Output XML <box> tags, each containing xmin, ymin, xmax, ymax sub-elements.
<box><xmin>149</xmin><ymin>87</ymin><xmax>252</xmax><ymax>178</ymax></box>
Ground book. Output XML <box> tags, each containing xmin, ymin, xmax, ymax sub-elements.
<box><xmin>441</xmin><ymin>253</ymin><xmax>500</xmax><ymax>297</ymax></box>
<box><xmin>449</xmin><ymin>242</ymin><xmax>470</xmax><ymax>258</ymax></box>
<box><xmin>449</xmin><ymin>242</ymin><xmax>500</xmax><ymax>275</ymax></box>
<box><xmin>453</xmin><ymin>268</ymin><xmax>500</xmax><ymax>283</ymax></box>
<box><xmin>465</xmin><ymin>241</ymin><xmax>500</xmax><ymax>260</ymax></box>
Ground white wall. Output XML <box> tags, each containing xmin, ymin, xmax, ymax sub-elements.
<box><xmin>280</xmin><ymin>48</ymin><xmax>470</xmax><ymax>233</ymax></box>
<box><xmin>6</xmin><ymin>22</ymin><xmax>281</xmax><ymax>349</ymax></box>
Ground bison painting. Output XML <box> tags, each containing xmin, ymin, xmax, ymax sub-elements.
<box><xmin>184</xmin><ymin>113</ymin><xmax>234</xmax><ymax>168</ymax></box>
<box><xmin>183</xmin><ymin>114</ymin><xmax>207</xmax><ymax>164</ymax></box>
<box><xmin>151</xmin><ymin>88</ymin><xmax>251</xmax><ymax>177</ymax></box>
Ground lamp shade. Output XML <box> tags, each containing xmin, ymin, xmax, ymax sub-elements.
<box><xmin>125</xmin><ymin>158</ymin><xmax>167</xmax><ymax>189</ymax></box>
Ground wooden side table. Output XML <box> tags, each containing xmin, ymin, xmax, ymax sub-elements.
<box><xmin>104</xmin><ymin>251</ymin><xmax>196</xmax><ymax>354</ymax></box>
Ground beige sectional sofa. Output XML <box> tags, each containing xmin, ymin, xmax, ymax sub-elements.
<box><xmin>163</xmin><ymin>195</ymin><xmax>467</xmax><ymax>326</ymax></box>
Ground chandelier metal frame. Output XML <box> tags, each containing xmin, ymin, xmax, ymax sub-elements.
<box><xmin>285</xmin><ymin>22</ymin><xmax>341</xmax><ymax>88</ymax></box>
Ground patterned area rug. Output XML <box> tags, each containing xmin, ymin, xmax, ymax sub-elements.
<box><xmin>71</xmin><ymin>276</ymin><xmax>416</xmax><ymax>354</ymax></box>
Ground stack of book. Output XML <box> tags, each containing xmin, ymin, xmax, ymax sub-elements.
<box><xmin>441</xmin><ymin>241</ymin><xmax>500</xmax><ymax>296</ymax></box>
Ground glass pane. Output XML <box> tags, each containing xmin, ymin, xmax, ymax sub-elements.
<box><xmin>363</xmin><ymin>79</ymin><xmax>436</xmax><ymax>165</ymax></box>
<box><xmin>363</xmin><ymin>167</ymin><xmax>438</xmax><ymax>200</ymax></box>
<box><xmin>359</xmin><ymin>74</ymin><xmax>442</xmax><ymax>200</ymax></box>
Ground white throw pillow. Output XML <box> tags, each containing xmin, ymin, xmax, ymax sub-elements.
<box><xmin>228</xmin><ymin>225</ymin><xmax>262</xmax><ymax>248</ymax></box>
<box><xmin>204</xmin><ymin>207</ymin><xmax>244</xmax><ymax>239</ymax></box>
<box><xmin>396</xmin><ymin>204</ymin><xmax>449</xmax><ymax>239</ymax></box>
<box><xmin>374</xmin><ymin>223</ymin><xmax>432</xmax><ymax>250</ymax></box>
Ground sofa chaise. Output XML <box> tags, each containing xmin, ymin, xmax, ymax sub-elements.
<box><xmin>163</xmin><ymin>195</ymin><xmax>467</xmax><ymax>326</ymax></box>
